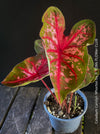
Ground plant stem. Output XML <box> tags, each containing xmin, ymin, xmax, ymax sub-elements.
<box><xmin>41</xmin><ymin>79</ymin><xmax>59</xmax><ymax>104</ymax></box>
<box><xmin>64</xmin><ymin>99</ymin><xmax>68</xmax><ymax>113</ymax></box>
<box><xmin>74</xmin><ymin>93</ymin><xmax>77</xmax><ymax>113</ymax></box>
<box><xmin>61</xmin><ymin>99</ymin><xmax>68</xmax><ymax>112</ymax></box>
<box><xmin>68</xmin><ymin>93</ymin><xmax>73</xmax><ymax>114</ymax></box>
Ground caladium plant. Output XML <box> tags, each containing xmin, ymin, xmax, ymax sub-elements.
<box><xmin>40</xmin><ymin>6</ymin><xmax>99</xmax><ymax>104</ymax></box>
<box><xmin>1</xmin><ymin>6</ymin><xmax>99</xmax><ymax>109</ymax></box>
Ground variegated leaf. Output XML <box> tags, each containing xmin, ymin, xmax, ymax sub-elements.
<box><xmin>40</xmin><ymin>6</ymin><xmax>96</xmax><ymax>104</ymax></box>
<box><xmin>1</xmin><ymin>54</ymin><xmax>49</xmax><ymax>87</ymax></box>
<box><xmin>73</xmin><ymin>55</ymin><xmax>98</xmax><ymax>92</ymax></box>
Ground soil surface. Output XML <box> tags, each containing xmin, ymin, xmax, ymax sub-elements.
<box><xmin>44</xmin><ymin>92</ymin><xmax>84</xmax><ymax>119</ymax></box>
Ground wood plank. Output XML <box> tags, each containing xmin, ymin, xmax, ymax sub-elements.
<box><xmin>0</xmin><ymin>85</ymin><xmax>18</xmax><ymax>128</ymax></box>
<box><xmin>84</xmin><ymin>91</ymin><xmax>100</xmax><ymax>134</ymax></box>
<box><xmin>0</xmin><ymin>86</ymin><xmax>40</xmax><ymax>134</ymax></box>
<box><xmin>26</xmin><ymin>88</ymin><xmax>52</xmax><ymax>134</ymax></box>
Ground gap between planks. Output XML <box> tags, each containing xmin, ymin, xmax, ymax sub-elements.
<box><xmin>0</xmin><ymin>86</ymin><xmax>41</xmax><ymax>134</ymax></box>
<box><xmin>0</xmin><ymin>87</ymin><xmax>20</xmax><ymax>129</ymax></box>
<box><xmin>24</xmin><ymin>88</ymin><xmax>41</xmax><ymax>133</ymax></box>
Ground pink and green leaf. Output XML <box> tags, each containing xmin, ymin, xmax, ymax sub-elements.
<box><xmin>1</xmin><ymin>54</ymin><xmax>49</xmax><ymax>87</ymax></box>
<box><xmin>91</xmin><ymin>68</ymin><xmax>99</xmax><ymax>83</ymax></box>
<box><xmin>40</xmin><ymin>6</ymin><xmax>96</xmax><ymax>104</ymax></box>
<box><xmin>73</xmin><ymin>55</ymin><xmax>99</xmax><ymax>92</ymax></box>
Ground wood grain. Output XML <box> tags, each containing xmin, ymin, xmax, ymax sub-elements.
<box><xmin>0</xmin><ymin>85</ymin><xmax>100</xmax><ymax>134</ymax></box>
<box><xmin>26</xmin><ymin>88</ymin><xmax>52</xmax><ymax>134</ymax></box>
<box><xmin>0</xmin><ymin>85</ymin><xmax>18</xmax><ymax>128</ymax></box>
<box><xmin>0</xmin><ymin>86</ymin><xmax>40</xmax><ymax>134</ymax></box>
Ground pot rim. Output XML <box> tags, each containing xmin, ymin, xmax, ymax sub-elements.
<box><xmin>43</xmin><ymin>88</ymin><xmax>88</xmax><ymax>122</ymax></box>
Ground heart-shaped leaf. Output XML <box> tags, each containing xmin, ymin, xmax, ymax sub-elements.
<box><xmin>1</xmin><ymin>54</ymin><xmax>49</xmax><ymax>87</ymax></box>
<box><xmin>40</xmin><ymin>6</ymin><xmax>96</xmax><ymax>104</ymax></box>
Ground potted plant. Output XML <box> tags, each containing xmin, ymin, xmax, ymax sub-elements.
<box><xmin>1</xmin><ymin>6</ymin><xmax>99</xmax><ymax>133</ymax></box>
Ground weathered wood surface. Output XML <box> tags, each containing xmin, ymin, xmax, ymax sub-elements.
<box><xmin>0</xmin><ymin>85</ymin><xmax>19</xmax><ymax>128</ymax></box>
<box><xmin>0</xmin><ymin>85</ymin><xmax>100</xmax><ymax>134</ymax></box>
<box><xmin>0</xmin><ymin>86</ymin><xmax>40</xmax><ymax>134</ymax></box>
<box><xmin>26</xmin><ymin>88</ymin><xmax>52</xmax><ymax>134</ymax></box>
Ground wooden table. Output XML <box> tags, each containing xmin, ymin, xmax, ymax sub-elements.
<box><xmin>0</xmin><ymin>85</ymin><xmax>99</xmax><ymax>134</ymax></box>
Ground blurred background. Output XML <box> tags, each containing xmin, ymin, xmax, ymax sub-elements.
<box><xmin>0</xmin><ymin>0</ymin><xmax>100</xmax><ymax>90</ymax></box>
